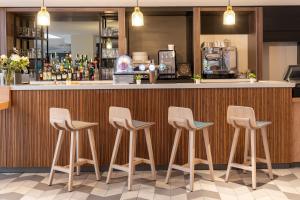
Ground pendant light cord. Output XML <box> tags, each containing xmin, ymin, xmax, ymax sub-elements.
<box><xmin>136</xmin><ymin>0</ymin><xmax>139</xmax><ymax>7</ymax></box>
<box><xmin>42</xmin><ymin>0</ymin><xmax>45</xmax><ymax>7</ymax></box>
<box><xmin>228</xmin><ymin>0</ymin><xmax>231</xmax><ymax>6</ymax></box>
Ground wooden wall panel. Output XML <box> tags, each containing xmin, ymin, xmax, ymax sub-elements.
<box><xmin>0</xmin><ymin>8</ymin><xmax>7</xmax><ymax>55</ymax></box>
<box><xmin>118</xmin><ymin>8</ymin><xmax>127</xmax><ymax>55</ymax></box>
<box><xmin>193</xmin><ymin>7</ymin><xmax>201</xmax><ymax>75</ymax></box>
<box><xmin>0</xmin><ymin>88</ymin><xmax>292</xmax><ymax>168</ymax></box>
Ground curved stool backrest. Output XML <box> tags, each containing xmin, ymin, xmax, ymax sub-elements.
<box><xmin>109</xmin><ymin>106</ymin><xmax>134</xmax><ymax>130</ymax></box>
<box><xmin>227</xmin><ymin>105</ymin><xmax>257</xmax><ymax>128</ymax></box>
<box><xmin>49</xmin><ymin>107</ymin><xmax>72</xmax><ymax>130</ymax></box>
<box><xmin>168</xmin><ymin>106</ymin><xmax>196</xmax><ymax>130</ymax></box>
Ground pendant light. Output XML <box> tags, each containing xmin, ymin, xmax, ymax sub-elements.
<box><xmin>132</xmin><ymin>0</ymin><xmax>144</xmax><ymax>27</ymax></box>
<box><xmin>37</xmin><ymin>0</ymin><xmax>50</xmax><ymax>26</ymax></box>
<box><xmin>223</xmin><ymin>0</ymin><xmax>235</xmax><ymax>25</ymax></box>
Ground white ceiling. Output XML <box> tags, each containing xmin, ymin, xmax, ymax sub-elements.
<box><xmin>1</xmin><ymin>0</ymin><xmax>300</xmax><ymax>7</ymax></box>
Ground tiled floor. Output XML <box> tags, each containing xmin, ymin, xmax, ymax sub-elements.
<box><xmin>0</xmin><ymin>168</ymin><xmax>300</xmax><ymax>200</ymax></box>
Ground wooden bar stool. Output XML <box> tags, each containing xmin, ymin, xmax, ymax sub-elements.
<box><xmin>225</xmin><ymin>106</ymin><xmax>273</xmax><ymax>190</ymax></box>
<box><xmin>48</xmin><ymin>108</ymin><xmax>101</xmax><ymax>192</ymax></box>
<box><xmin>165</xmin><ymin>106</ymin><xmax>214</xmax><ymax>192</ymax></box>
<box><xmin>106</xmin><ymin>106</ymin><xmax>156</xmax><ymax>191</ymax></box>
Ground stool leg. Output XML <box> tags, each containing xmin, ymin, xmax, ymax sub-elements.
<box><xmin>76</xmin><ymin>131</ymin><xmax>80</xmax><ymax>176</ymax></box>
<box><xmin>106</xmin><ymin>129</ymin><xmax>123</xmax><ymax>184</ymax></box>
<box><xmin>250</xmin><ymin>129</ymin><xmax>257</xmax><ymax>190</ymax></box>
<box><xmin>88</xmin><ymin>129</ymin><xmax>101</xmax><ymax>181</ymax></box>
<box><xmin>165</xmin><ymin>129</ymin><xmax>182</xmax><ymax>184</ymax></box>
<box><xmin>261</xmin><ymin>127</ymin><xmax>273</xmax><ymax>180</ymax></box>
<box><xmin>243</xmin><ymin>128</ymin><xmax>250</xmax><ymax>173</ymax></box>
<box><xmin>145</xmin><ymin>127</ymin><xmax>156</xmax><ymax>179</ymax></box>
<box><xmin>128</xmin><ymin>130</ymin><xmax>136</xmax><ymax>191</ymax></box>
<box><xmin>225</xmin><ymin>128</ymin><xmax>240</xmax><ymax>182</ymax></box>
<box><xmin>203</xmin><ymin>128</ymin><xmax>214</xmax><ymax>181</ymax></box>
<box><xmin>132</xmin><ymin>129</ymin><xmax>137</xmax><ymax>175</ymax></box>
<box><xmin>189</xmin><ymin>130</ymin><xmax>195</xmax><ymax>192</ymax></box>
<box><xmin>68</xmin><ymin>131</ymin><xmax>76</xmax><ymax>192</ymax></box>
<box><xmin>48</xmin><ymin>130</ymin><xmax>64</xmax><ymax>186</ymax></box>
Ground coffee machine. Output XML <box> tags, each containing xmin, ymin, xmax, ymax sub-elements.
<box><xmin>201</xmin><ymin>41</ymin><xmax>237</xmax><ymax>79</ymax></box>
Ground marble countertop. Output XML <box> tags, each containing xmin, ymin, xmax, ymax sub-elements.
<box><xmin>9</xmin><ymin>80</ymin><xmax>295</xmax><ymax>91</ymax></box>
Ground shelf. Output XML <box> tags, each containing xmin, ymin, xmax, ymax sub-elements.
<box><xmin>102</xmin><ymin>58</ymin><xmax>117</xmax><ymax>60</ymax></box>
<box><xmin>16</xmin><ymin>36</ymin><xmax>47</xmax><ymax>40</ymax></box>
<box><xmin>100</xmin><ymin>36</ymin><xmax>118</xmax><ymax>39</ymax></box>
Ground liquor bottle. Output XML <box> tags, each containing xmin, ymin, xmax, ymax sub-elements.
<box><xmin>46</xmin><ymin>67</ymin><xmax>52</xmax><ymax>81</ymax></box>
<box><xmin>62</xmin><ymin>69</ymin><xmax>67</xmax><ymax>81</ymax></box>
<box><xmin>42</xmin><ymin>67</ymin><xmax>47</xmax><ymax>81</ymax></box>
<box><xmin>67</xmin><ymin>67</ymin><xmax>72</xmax><ymax>80</ymax></box>
<box><xmin>56</xmin><ymin>69</ymin><xmax>62</xmax><ymax>81</ymax></box>
<box><xmin>51</xmin><ymin>68</ymin><xmax>56</xmax><ymax>81</ymax></box>
<box><xmin>39</xmin><ymin>69</ymin><xmax>43</xmax><ymax>81</ymax></box>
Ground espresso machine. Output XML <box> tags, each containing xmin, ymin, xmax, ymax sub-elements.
<box><xmin>201</xmin><ymin>41</ymin><xmax>237</xmax><ymax>79</ymax></box>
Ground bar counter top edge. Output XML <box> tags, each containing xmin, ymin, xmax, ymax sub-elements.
<box><xmin>9</xmin><ymin>80</ymin><xmax>295</xmax><ymax>91</ymax></box>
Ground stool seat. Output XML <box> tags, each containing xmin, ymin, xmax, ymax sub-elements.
<box><xmin>194</xmin><ymin>121</ymin><xmax>214</xmax><ymax>129</ymax></box>
<box><xmin>71</xmin><ymin>121</ymin><xmax>98</xmax><ymax>130</ymax></box>
<box><xmin>132</xmin><ymin>120</ymin><xmax>154</xmax><ymax>130</ymax></box>
<box><xmin>256</xmin><ymin>121</ymin><xmax>272</xmax><ymax>128</ymax></box>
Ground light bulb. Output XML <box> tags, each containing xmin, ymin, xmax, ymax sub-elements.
<box><xmin>132</xmin><ymin>7</ymin><xmax>144</xmax><ymax>27</ymax></box>
<box><xmin>223</xmin><ymin>5</ymin><xmax>235</xmax><ymax>25</ymax></box>
<box><xmin>37</xmin><ymin>6</ymin><xmax>50</xmax><ymax>26</ymax></box>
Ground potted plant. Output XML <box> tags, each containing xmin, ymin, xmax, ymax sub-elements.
<box><xmin>192</xmin><ymin>74</ymin><xmax>202</xmax><ymax>84</ymax></box>
<box><xmin>0</xmin><ymin>54</ymin><xmax>29</xmax><ymax>85</ymax></box>
<box><xmin>248</xmin><ymin>72</ymin><xmax>257</xmax><ymax>83</ymax></box>
<box><xmin>135</xmin><ymin>74</ymin><xmax>143</xmax><ymax>85</ymax></box>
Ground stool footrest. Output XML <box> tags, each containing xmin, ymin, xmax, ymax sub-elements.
<box><xmin>172</xmin><ymin>157</ymin><xmax>210</xmax><ymax>173</ymax></box>
<box><xmin>53</xmin><ymin>166</ymin><xmax>69</xmax><ymax>173</ymax></box>
<box><xmin>230</xmin><ymin>163</ymin><xmax>252</xmax><ymax>171</ymax></box>
<box><xmin>112</xmin><ymin>157</ymin><xmax>152</xmax><ymax>173</ymax></box>
<box><xmin>112</xmin><ymin>164</ymin><xmax>129</xmax><ymax>172</ymax></box>
<box><xmin>246</xmin><ymin>156</ymin><xmax>267</xmax><ymax>164</ymax></box>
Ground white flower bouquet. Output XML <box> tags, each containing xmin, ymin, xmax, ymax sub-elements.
<box><xmin>0</xmin><ymin>54</ymin><xmax>29</xmax><ymax>85</ymax></box>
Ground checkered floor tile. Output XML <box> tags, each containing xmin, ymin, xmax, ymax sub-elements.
<box><xmin>0</xmin><ymin>168</ymin><xmax>300</xmax><ymax>199</ymax></box>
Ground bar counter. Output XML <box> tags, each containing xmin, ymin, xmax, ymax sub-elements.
<box><xmin>0</xmin><ymin>81</ymin><xmax>295</xmax><ymax>170</ymax></box>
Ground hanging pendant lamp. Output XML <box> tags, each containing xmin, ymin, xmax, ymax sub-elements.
<box><xmin>223</xmin><ymin>0</ymin><xmax>235</xmax><ymax>25</ymax></box>
<box><xmin>132</xmin><ymin>0</ymin><xmax>144</xmax><ymax>27</ymax></box>
<box><xmin>37</xmin><ymin>0</ymin><xmax>50</xmax><ymax>26</ymax></box>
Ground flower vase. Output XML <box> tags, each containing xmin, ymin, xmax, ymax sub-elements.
<box><xmin>5</xmin><ymin>70</ymin><xmax>15</xmax><ymax>85</ymax></box>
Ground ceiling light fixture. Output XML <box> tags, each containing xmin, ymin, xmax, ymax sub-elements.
<box><xmin>132</xmin><ymin>0</ymin><xmax>144</xmax><ymax>27</ymax></box>
<box><xmin>37</xmin><ymin>0</ymin><xmax>50</xmax><ymax>26</ymax></box>
<box><xmin>223</xmin><ymin>0</ymin><xmax>235</xmax><ymax>25</ymax></box>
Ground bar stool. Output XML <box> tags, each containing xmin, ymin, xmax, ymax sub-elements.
<box><xmin>165</xmin><ymin>106</ymin><xmax>215</xmax><ymax>192</ymax></box>
<box><xmin>106</xmin><ymin>106</ymin><xmax>156</xmax><ymax>191</ymax></box>
<box><xmin>225</xmin><ymin>106</ymin><xmax>273</xmax><ymax>190</ymax></box>
<box><xmin>48</xmin><ymin>108</ymin><xmax>101</xmax><ymax>192</ymax></box>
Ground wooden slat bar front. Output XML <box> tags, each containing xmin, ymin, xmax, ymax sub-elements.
<box><xmin>0</xmin><ymin>88</ymin><xmax>292</xmax><ymax>168</ymax></box>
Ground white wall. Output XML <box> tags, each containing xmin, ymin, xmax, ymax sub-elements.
<box><xmin>263</xmin><ymin>42</ymin><xmax>297</xmax><ymax>80</ymax></box>
<box><xmin>71</xmin><ymin>35</ymin><xmax>96</xmax><ymax>59</ymax></box>
<box><xmin>200</xmin><ymin>34</ymin><xmax>248</xmax><ymax>72</ymax></box>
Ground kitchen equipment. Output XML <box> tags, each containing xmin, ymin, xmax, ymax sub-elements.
<box><xmin>168</xmin><ymin>44</ymin><xmax>175</xmax><ymax>51</ymax></box>
<box><xmin>284</xmin><ymin>65</ymin><xmax>300</xmax><ymax>97</ymax></box>
<box><xmin>201</xmin><ymin>44</ymin><xmax>237</xmax><ymax>79</ymax></box>
<box><xmin>158</xmin><ymin>50</ymin><xmax>176</xmax><ymax>79</ymax></box>
<box><xmin>177</xmin><ymin>63</ymin><xmax>192</xmax><ymax>77</ymax></box>
<box><xmin>132</xmin><ymin>52</ymin><xmax>148</xmax><ymax>63</ymax></box>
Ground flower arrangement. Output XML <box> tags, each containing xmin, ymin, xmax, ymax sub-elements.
<box><xmin>247</xmin><ymin>72</ymin><xmax>256</xmax><ymax>79</ymax></box>
<box><xmin>135</xmin><ymin>74</ymin><xmax>143</xmax><ymax>80</ymax></box>
<box><xmin>135</xmin><ymin>74</ymin><xmax>143</xmax><ymax>85</ymax></box>
<box><xmin>192</xmin><ymin>74</ymin><xmax>202</xmax><ymax>84</ymax></box>
<box><xmin>0</xmin><ymin>54</ymin><xmax>29</xmax><ymax>85</ymax></box>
